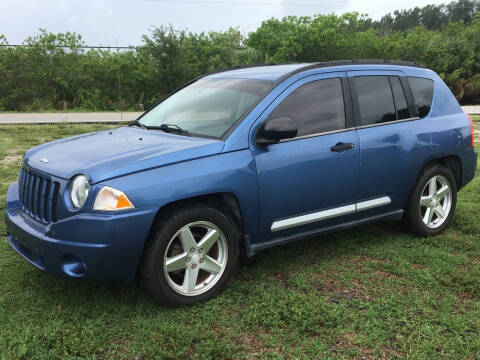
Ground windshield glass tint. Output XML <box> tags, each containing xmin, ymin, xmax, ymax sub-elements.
<box><xmin>140</xmin><ymin>78</ymin><xmax>273</xmax><ymax>138</ymax></box>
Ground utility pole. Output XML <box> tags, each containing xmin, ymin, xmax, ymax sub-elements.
<box><xmin>116</xmin><ymin>39</ymin><xmax>123</xmax><ymax>121</ymax></box>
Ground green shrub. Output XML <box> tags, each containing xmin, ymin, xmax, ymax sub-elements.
<box><xmin>1</xmin><ymin>2</ymin><xmax>480</xmax><ymax>112</ymax></box>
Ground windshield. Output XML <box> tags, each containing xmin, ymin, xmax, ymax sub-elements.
<box><xmin>139</xmin><ymin>78</ymin><xmax>273</xmax><ymax>138</ymax></box>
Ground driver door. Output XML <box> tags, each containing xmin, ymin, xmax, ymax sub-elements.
<box><xmin>251</xmin><ymin>72</ymin><xmax>360</xmax><ymax>244</ymax></box>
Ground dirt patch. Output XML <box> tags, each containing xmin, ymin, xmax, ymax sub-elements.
<box><xmin>272</xmin><ymin>271</ymin><xmax>291</xmax><ymax>289</ymax></box>
<box><xmin>468</xmin><ymin>255</ymin><xmax>480</xmax><ymax>264</ymax></box>
<box><xmin>455</xmin><ymin>291</ymin><xmax>480</xmax><ymax>314</ymax></box>
<box><xmin>3</xmin><ymin>146</ymin><xmax>24</xmax><ymax>155</ymax></box>
<box><xmin>237</xmin><ymin>330</ymin><xmax>278</xmax><ymax>359</ymax></box>
<box><xmin>371</xmin><ymin>269</ymin><xmax>402</xmax><ymax>281</ymax></box>
<box><xmin>334</xmin><ymin>280</ymin><xmax>376</xmax><ymax>302</ymax></box>
<box><xmin>412</xmin><ymin>263</ymin><xmax>423</xmax><ymax>270</ymax></box>
<box><xmin>333</xmin><ymin>332</ymin><xmax>404</xmax><ymax>359</ymax></box>
<box><xmin>240</xmin><ymin>332</ymin><xmax>266</xmax><ymax>352</ymax></box>
<box><xmin>379</xmin><ymin>345</ymin><xmax>404</xmax><ymax>359</ymax></box>
<box><xmin>316</xmin><ymin>276</ymin><xmax>375</xmax><ymax>303</ymax></box>
<box><xmin>96</xmin><ymin>337</ymin><xmax>135</xmax><ymax>360</ymax></box>
<box><xmin>330</xmin><ymin>254</ymin><xmax>395</xmax><ymax>268</ymax></box>
<box><xmin>334</xmin><ymin>332</ymin><xmax>373</xmax><ymax>359</ymax></box>
<box><xmin>2</xmin><ymin>154</ymin><xmax>22</xmax><ymax>164</ymax></box>
<box><xmin>457</xmin><ymin>291</ymin><xmax>475</xmax><ymax>304</ymax></box>
<box><xmin>220</xmin><ymin>307</ymin><xmax>242</xmax><ymax>316</ymax></box>
<box><xmin>368</xmin><ymin>268</ymin><xmax>414</xmax><ymax>295</ymax></box>
<box><xmin>315</xmin><ymin>256</ymin><xmax>411</xmax><ymax>302</ymax></box>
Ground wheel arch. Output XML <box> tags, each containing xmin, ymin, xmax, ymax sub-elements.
<box><xmin>404</xmin><ymin>154</ymin><xmax>461</xmax><ymax>209</ymax></box>
<box><xmin>421</xmin><ymin>155</ymin><xmax>462</xmax><ymax>189</ymax></box>
<box><xmin>136</xmin><ymin>192</ymin><xmax>248</xmax><ymax>279</ymax></box>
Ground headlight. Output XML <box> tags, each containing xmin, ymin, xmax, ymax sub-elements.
<box><xmin>93</xmin><ymin>186</ymin><xmax>135</xmax><ymax>211</ymax></box>
<box><xmin>70</xmin><ymin>175</ymin><xmax>90</xmax><ymax>209</ymax></box>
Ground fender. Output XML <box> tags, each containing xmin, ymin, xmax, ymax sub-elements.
<box><xmin>100</xmin><ymin>149</ymin><xmax>260</xmax><ymax>246</ymax></box>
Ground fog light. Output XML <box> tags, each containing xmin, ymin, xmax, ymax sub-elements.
<box><xmin>60</xmin><ymin>255</ymin><xmax>86</xmax><ymax>278</ymax></box>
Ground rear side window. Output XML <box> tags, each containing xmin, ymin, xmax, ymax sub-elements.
<box><xmin>353</xmin><ymin>76</ymin><xmax>396</xmax><ymax>126</ymax></box>
<box><xmin>389</xmin><ymin>76</ymin><xmax>410</xmax><ymax>120</ymax></box>
<box><xmin>269</xmin><ymin>78</ymin><xmax>345</xmax><ymax>137</ymax></box>
<box><xmin>407</xmin><ymin>77</ymin><xmax>434</xmax><ymax>118</ymax></box>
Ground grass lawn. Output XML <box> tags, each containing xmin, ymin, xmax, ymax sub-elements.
<box><xmin>1</xmin><ymin>122</ymin><xmax>480</xmax><ymax>359</ymax></box>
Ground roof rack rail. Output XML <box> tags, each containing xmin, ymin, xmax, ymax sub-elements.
<box><xmin>312</xmin><ymin>59</ymin><xmax>425</xmax><ymax>68</ymax></box>
<box><xmin>273</xmin><ymin>59</ymin><xmax>426</xmax><ymax>84</ymax></box>
<box><xmin>201</xmin><ymin>62</ymin><xmax>287</xmax><ymax>77</ymax></box>
<box><xmin>179</xmin><ymin>59</ymin><xmax>426</xmax><ymax>91</ymax></box>
<box><xmin>203</xmin><ymin>59</ymin><xmax>425</xmax><ymax>78</ymax></box>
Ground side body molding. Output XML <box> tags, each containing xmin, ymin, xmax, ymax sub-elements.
<box><xmin>271</xmin><ymin>196</ymin><xmax>391</xmax><ymax>232</ymax></box>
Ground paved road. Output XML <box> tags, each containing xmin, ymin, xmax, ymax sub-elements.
<box><xmin>0</xmin><ymin>107</ymin><xmax>479</xmax><ymax>124</ymax></box>
<box><xmin>464</xmin><ymin>105</ymin><xmax>480</xmax><ymax>115</ymax></box>
<box><xmin>0</xmin><ymin>112</ymin><xmax>143</xmax><ymax>124</ymax></box>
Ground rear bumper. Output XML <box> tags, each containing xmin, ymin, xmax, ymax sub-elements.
<box><xmin>460</xmin><ymin>149</ymin><xmax>478</xmax><ymax>189</ymax></box>
<box><xmin>5</xmin><ymin>181</ymin><xmax>158</xmax><ymax>282</ymax></box>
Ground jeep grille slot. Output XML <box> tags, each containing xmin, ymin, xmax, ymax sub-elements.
<box><xmin>18</xmin><ymin>167</ymin><xmax>60</xmax><ymax>223</ymax></box>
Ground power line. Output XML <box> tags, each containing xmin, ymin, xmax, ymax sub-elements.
<box><xmin>138</xmin><ymin>0</ymin><xmax>479</xmax><ymax>8</ymax></box>
<box><xmin>139</xmin><ymin>0</ymin><xmax>343</xmax><ymax>5</ymax></box>
<box><xmin>0</xmin><ymin>44</ymin><xmax>135</xmax><ymax>49</ymax></box>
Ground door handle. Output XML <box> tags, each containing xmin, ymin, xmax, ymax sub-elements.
<box><xmin>330</xmin><ymin>142</ymin><xmax>354</xmax><ymax>152</ymax></box>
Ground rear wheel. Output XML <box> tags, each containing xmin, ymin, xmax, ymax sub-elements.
<box><xmin>405</xmin><ymin>164</ymin><xmax>457</xmax><ymax>236</ymax></box>
<box><xmin>141</xmin><ymin>205</ymin><xmax>239</xmax><ymax>306</ymax></box>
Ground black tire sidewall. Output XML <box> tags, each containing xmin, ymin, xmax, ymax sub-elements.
<box><xmin>406</xmin><ymin>164</ymin><xmax>457</xmax><ymax>236</ymax></box>
<box><xmin>142</xmin><ymin>206</ymin><xmax>239</xmax><ymax>307</ymax></box>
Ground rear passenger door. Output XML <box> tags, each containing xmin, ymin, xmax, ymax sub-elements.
<box><xmin>253</xmin><ymin>73</ymin><xmax>360</xmax><ymax>244</ymax></box>
<box><xmin>347</xmin><ymin>70</ymin><xmax>432</xmax><ymax>218</ymax></box>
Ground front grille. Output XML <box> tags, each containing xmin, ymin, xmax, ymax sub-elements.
<box><xmin>18</xmin><ymin>167</ymin><xmax>60</xmax><ymax>223</ymax></box>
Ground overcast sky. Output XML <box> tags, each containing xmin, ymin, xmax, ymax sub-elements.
<box><xmin>0</xmin><ymin>0</ymin><xmax>447</xmax><ymax>47</ymax></box>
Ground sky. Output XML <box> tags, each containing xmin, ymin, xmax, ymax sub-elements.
<box><xmin>0</xmin><ymin>0</ymin><xmax>448</xmax><ymax>47</ymax></box>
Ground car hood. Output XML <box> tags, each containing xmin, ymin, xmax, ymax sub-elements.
<box><xmin>24</xmin><ymin>126</ymin><xmax>224</xmax><ymax>183</ymax></box>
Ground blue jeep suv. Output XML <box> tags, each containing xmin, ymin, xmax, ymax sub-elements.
<box><xmin>5</xmin><ymin>60</ymin><xmax>477</xmax><ymax>306</ymax></box>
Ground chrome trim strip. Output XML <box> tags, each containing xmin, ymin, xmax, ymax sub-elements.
<box><xmin>254</xmin><ymin>210</ymin><xmax>404</xmax><ymax>254</ymax></box>
<box><xmin>270</xmin><ymin>196</ymin><xmax>392</xmax><ymax>232</ymax></box>
<box><xmin>271</xmin><ymin>204</ymin><xmax>356</xmax><ymax>232</ymax></box>
<box><xmin>279</xmin><ymin>127</ymin><xmax>356</xmax><ymax>143</ymax></box>
<box><xmin>356</xmin><ymin>196</ymin><xmax>391</xmax><ymax>211</ymax></box>
<box><xmin>275</xmin><ymin>118</ymin><xmax>420</xmax><ymax>144</ymax></box>
<box><xmin>355</xmin><ymin>117</ymin><xmax>419</xmax><ymax>130</ymax></box>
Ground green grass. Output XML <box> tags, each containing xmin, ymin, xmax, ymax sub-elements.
<box><xmin>1</xmin><ymin>123</ymin><xmax>480</xmax><ymax>359</ymax></box>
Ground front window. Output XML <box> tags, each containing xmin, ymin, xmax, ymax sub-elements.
<box><xmin>140</xmin><ymin>78</ymin><xmax>273</xmax><ymax>138</ymax></box>
<box><xmin>268</xmin><ymin>78</ymin><xmax>346</xmax><ymax>137</ymax></box>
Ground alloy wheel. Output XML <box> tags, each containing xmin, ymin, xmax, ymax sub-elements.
<box><xmin>419</xmin><ymin>175</ymin><xmax>452</xmax><ymax>229</ymax></box>
<box><xmin>163</xmin><ymin>221</ymin><xmax>228</xmax><ymax>296</ymax></box>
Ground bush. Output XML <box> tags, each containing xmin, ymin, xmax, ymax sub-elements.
<box><xmin>1</xmin><ymin>1</ymin><xmax>480</xmax><ymax>111</ymax></box>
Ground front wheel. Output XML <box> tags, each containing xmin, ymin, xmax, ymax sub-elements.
<box><xmin>140</xmin><ymin>205</ymin><xmax>239</xmax><ymax>306</ymax></box>
<box><xmin>405</xmin><ymin>164</ymin><xmax>457</xmax><ymax>236</ymax></box>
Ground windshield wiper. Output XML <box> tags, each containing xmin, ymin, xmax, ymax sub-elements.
<box><xmin>152</xmin><ymin>123</ymin><xmax>191</xmax><ymax>136</ymax></box>
<box><xmin>130</xmin><ymin>120</ymin><xmax>190</xmax><ymax>136</ymax></box>
<box><xmin>130</xmin><ymin>119</ymin><xmax>147</xmax><ymax>130</ymax></box>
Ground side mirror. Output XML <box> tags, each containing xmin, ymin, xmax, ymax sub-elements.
<box><xmin>256</xmin><ymin>116</ymin><xmax>298</xmax><ymax>146</ymax></box>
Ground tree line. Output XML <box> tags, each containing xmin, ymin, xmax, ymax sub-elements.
<box><xmin>0</xmin><ymin>0</ymin><xmax>479</xmax><ymax>111</ymax></box>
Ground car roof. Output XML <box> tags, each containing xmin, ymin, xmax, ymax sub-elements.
<box><xmin>203</xmin><ymin>60</ymin><xmax>427</xmax><ymax>82</ymax></box>
<box><xmin>204</xmin><ymin>63</ymin><xmax>311</xmax><ymax>81</ymax></box>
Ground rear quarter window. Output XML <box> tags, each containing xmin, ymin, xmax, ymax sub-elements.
<box><xmin>407</xmin><ymin>77</ymin><xmax>434</xmax><ymax>118</ymax></box>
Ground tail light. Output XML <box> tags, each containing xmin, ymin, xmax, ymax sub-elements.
<box><xmin>467</xmin><ymin>114</ymin><xmax>475</xmax><ymax>148</ymax></box>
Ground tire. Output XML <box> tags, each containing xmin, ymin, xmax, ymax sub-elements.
<box><xmin>140</xmin><ymin>204</ymin><xmax>239</xmax><ymax>307</ymax></box>
<box><xmin>405</xmin><ymin>163</ymin><xmax>457</xmax><ymax>236</ymax></box>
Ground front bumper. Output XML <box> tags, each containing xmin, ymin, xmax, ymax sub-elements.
<box><xmin>5</xmin><ymin>181</ymin><xmax>158</xmax><ymax>282</ymax></box>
